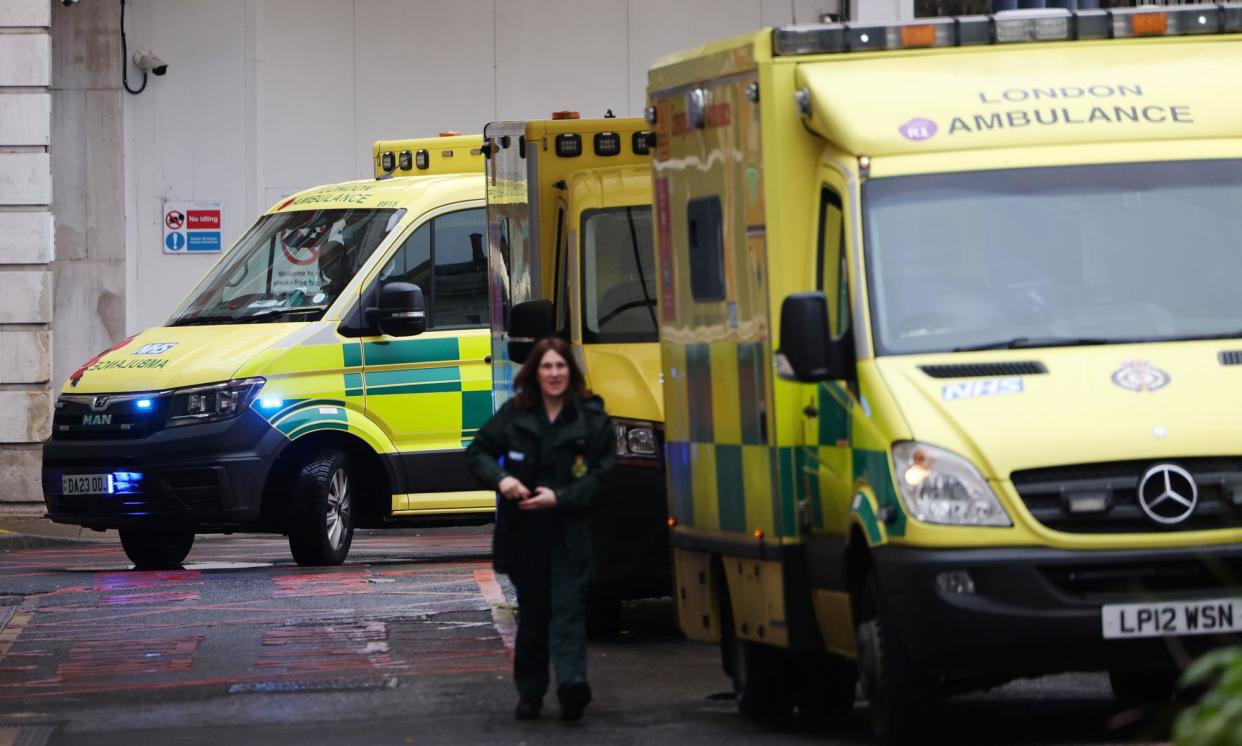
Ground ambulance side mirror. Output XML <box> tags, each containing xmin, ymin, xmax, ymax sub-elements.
<box><xmin>777</xmin><ymin>292</ymin><xmax>854</xmax><ymax>383</ymax></box>
<box><xmin>368</xmin><ymin>281</ymin><xmax>427</xmax><ymax>337</ymax></box>
<box><xmin>508</xmin><ymin>300</ymin><xmax>554</xmax><ymax>364</ymax></box>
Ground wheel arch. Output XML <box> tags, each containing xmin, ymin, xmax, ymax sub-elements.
<box><xmin>262</xmin><ymin>429</ymin><xmax>395</xmax><ymax>530</ymax></box>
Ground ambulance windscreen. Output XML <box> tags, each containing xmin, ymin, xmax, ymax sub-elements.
<box><xmin>581</xmin><ymin>205</ymin><xmax>657</xmax><ymax>344</ymax></box>
<box><xmin>168</xmin><ymin>207</ymin><xmax>404</xmax><ymax>326</ymax></box>
<box><xmin>863</xmin><ymin>159</ymin><xmax>1242</xmax><ymax>355</ymax></box>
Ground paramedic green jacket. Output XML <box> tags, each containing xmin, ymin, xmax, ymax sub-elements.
<box><xmin>466</xmin><ymin>395</ymin><xmax>616</xmax><ymax>584</ymax></box>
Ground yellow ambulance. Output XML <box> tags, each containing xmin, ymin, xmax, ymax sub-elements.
<box><xmin>42</xmin><ymin>135</ymin><xmax>495</xmax><ymax>569</ymax></box>
<box><xmin>650</xmin><ymin>6</ymin><xmax>1242</xmax><ymax>742</ymax></box>
<box><xmin>482</xmin><ymin>114</ymin><xmax>668</xmax><ymax>623</ymax></box>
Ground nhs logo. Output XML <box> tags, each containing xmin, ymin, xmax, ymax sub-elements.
<box><xmin>942</xmin><ymin>377</ymin><xmax>1024</xmax><ymax>402</ymax></box>
<box><xmin>133</xmin><ymin>343</ymin><xmax>176</xmax><ymax>355</ymax></box>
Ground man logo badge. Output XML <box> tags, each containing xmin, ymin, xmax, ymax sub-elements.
<box><xmin>90</xmin><ymin>395</ymin><xmax>110</xmax><ymax>411</ymax></box>
<box><xmin>1137</xmin><ymin>464</ymin><xmax>1198</xmax><ymax>525</ymax></box>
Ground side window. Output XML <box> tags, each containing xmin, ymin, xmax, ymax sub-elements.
<box><xmin>431</xmin><ymin>208</ymin><xmax>487</xmax><ymax>328</ymax></box>
<box><xmin>376</xmin><ymin>207</ymin><xmax>487</xmax><ymax>330</ymax></box>
<box><xmin>380</xmin><ymin>222</ymin><xmax>431</xmax><ymax>292</ymax></box>
<box><xmin>687</xmin><ymin>196</ymin><xmax>725</xmax><ymax>302</ymax></box>
<box><xmin>817</xmin><ymin>187</ymin><xmax>849</xmax><ymax>337</ymax></box>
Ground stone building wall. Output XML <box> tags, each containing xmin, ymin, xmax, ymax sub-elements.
<box><xmin>0</xmin><ymin>1</ymin><xmax>53</xmax><ymax>512</ymax></box>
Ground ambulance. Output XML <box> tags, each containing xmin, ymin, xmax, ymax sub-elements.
<box><xmin>482</xmin><ymin>114</ymin><xmax>668</xmax><ymax>623</ymax></box>
<box><xmin>42</xmin><ymin>135</ymin><xmax>495</xmax><ymax>569</ymax></box>
<box><xmin>649</xmin><ymin>6</ymin><xmax>1242</xmax><ymax>742</ymax></box>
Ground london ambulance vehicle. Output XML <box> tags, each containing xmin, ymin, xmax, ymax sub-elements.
<box><xmin>43</xmin><ymin>135</ymin><xmax>494</xmax><ymax>570</ymax></box>
<box><xmin>482</xmin><ymin>115</ymin><xmax>668</xmax><ymax>623</ymax></box>
<box><xmin>650</xmin><ymin>6</ymin><xmax>1242</xmax><ymax>743</ymax></box>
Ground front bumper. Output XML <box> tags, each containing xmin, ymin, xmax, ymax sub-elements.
<box><xmin>42</xmin><ymin>409</ymin><xmax>286</xmax><ymax>531</ymax></box>
<box><xmin>875</xmin><ymin>542</ymin><xmax>1242</xmax><ymax>679</ymax></box>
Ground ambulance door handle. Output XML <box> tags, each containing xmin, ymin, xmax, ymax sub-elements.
<box><xmin>484</xmin><ymin>355</ymin><xmax>492</xmax><ymax>364</ymax></box>
<box><xmin>803</xmin><ymin>404</ymin><xmax>818</xmax><ymax>418</ymax></box>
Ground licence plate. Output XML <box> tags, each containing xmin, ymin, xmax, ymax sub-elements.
<box><xmin>62</xmin><ymin>474</ymin><xmax>115</xmax><ymax>496</ymax></box>
<box><xmin>1102</xmin><ymin>598</ymin><xmax>1242</xmax><ymax>639</ymax></box>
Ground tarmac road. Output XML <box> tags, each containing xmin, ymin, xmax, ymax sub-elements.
<box><xmin>0</xmin><ymin>525</ymin><xmax>1173</xmax><ymax>746</ymax></box>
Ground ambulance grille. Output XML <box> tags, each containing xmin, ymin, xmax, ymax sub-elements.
<box><xmin>51</xmin><ymin>397</ymin><xmax>167</xmax><ymax>440</ymax></box>
<box><xmin>1220</xmin><ymin>351</ymin><xmax>1242</xmax><ymax>366</ymax></box>
<box><xmin>1011</xmin><ymin>458</ymin><xmax>1242</xmax><ymax>534</ymax></box>
<box><xmin>919</xmin><ymin>362</ymin><xmax>1046</xmax><ymax>379</ymax></box>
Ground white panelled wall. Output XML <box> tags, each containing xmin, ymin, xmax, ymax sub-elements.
<box><xmin>120</xmin><ymin>0</ymin><xmax>924</xmax><ymax>335</ymax></box>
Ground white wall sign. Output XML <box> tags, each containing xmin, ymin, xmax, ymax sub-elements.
<box><xmin>163</xmin><ymin>200</ymin><xmax>223</xmax><ymax>254</ymax></box>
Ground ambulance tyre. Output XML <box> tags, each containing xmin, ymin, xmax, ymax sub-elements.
<box><xmin>288</xmin><ymin>449</ymin><xmax>355</xmax><ymax>566</ymax></box>
<box><xmin>733</xmin><ymin>639</ymin><xmax>795</xmax><ymax>723</ymax></box>
<box><xmin>1108</xmin><ymin>667</ymin><xmax>1180</xmax><ymax>704</ymax></box>
<box><xmin>119</xmin><ymin>529</ymin><xmax>195</xmax><ymax>570</ymax></box>
<box><xmin>858</xmin><ymin>573</ymin><xmax>932</xmax><ymax>746</ymax></box>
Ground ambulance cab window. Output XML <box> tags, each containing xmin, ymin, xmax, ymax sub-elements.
<box><xmin>378</xmin><ymin>207</ymin><xmax>487</xmax><ymax>329</ymax></box>
<box><xmin>817</xmin><ymin>187</ymin><xmax>850</xmax><ymax>337</ymax></box>
<box><xmin>687</xmin><ymin>196</ymin><xmax>725</xmax><ymax>302</ymax></box>
<box><xmin>581</xmin><ymin>205</ymin><xmax>657</xmax><ymax>344</ymax></box>
<box><xmin>169</xmin><ymin>207</ymin><xmax>404</xmax><ymax>326</ymax></box>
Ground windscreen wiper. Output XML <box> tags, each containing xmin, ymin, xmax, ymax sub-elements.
<box><xmin>953</xmin><ymin>336</ymin><xmax>1114</xmax><ymax>352</ymax></box>
<box><xmin>169</xmin><ymin>306</ymin><xmax>328</xmax><ymax>326</ymax></box>
<box><xmin>243</xmin><ymin>306</ymin><xmax>328</xmax><ymax>322</ymax></box>
<box><xmin>1143</xmin><ymin>330</ymin><xmax>1242</xmax><ymax>343</ymax></box>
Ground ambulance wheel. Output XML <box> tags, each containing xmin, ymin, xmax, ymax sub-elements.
<box><xmin>795</xmin><ymin>653</ymin><xmax>858</xmax><ymax>729</ymax></box>
<box><xmin>1109</xmin><ymin>667</ymin><xmax>1180</xmax><ymax>704</ymax></box>
<box><xmin>120</xmin><ymin>529</ymin><xmax>195</xmax><ymax>570</ymax></box>
<box><xmin>733</xmin><ymin>639</ymin><xmax>795</xmax><ymax>723</ymax></box>
<box><xmin>858</xmin><ymin>573</ymin><xmax>933</xmax><ymax>745</ymax></box>
<box><xmin>288</xmin><ymin>449</ymin><xmax>355</xmax><ymax>566</ymax></box>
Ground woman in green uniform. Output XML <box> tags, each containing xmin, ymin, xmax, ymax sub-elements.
<box><xmin>467</xmin><ymin>336</ymin><xmax>616</xmax><ymax>722</ymax></box>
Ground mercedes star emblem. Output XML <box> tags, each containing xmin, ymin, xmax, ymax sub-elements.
<box><xmin>1136</xmin><ymin>464</ymin><xmax>1198</xmax><ymax>525</ymax></box>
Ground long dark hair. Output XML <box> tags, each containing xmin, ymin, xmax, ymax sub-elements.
<box><xmin>510</xmin><ymin>337</ymin><xmax>589</xmax><ymax>411</ymax></box>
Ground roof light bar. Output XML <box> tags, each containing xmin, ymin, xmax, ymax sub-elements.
<box><xmin>772</xmin><ymin>3</ymin><xmax>1242</xmax><ymax>56</ymax></box>
<box><xmin>994</xmin><ymin>9</ymin><xmax>1071</xmax><ymax>43</ymax></box>
<box><xmin>1112</xmin><ymin>7</ymin><xmax>1222</xmax><ymax>37</ymax></box>
<box><xmin>398</xmin><ymin>150</ymin><xmax>412</xmax><ymax>170</ymax></box>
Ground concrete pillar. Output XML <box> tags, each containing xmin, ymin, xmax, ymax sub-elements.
<box><xmin>51</xmin><ymin>0</ymin><xmax>126</xmax><ymax>396</ymax></box>
<box><xmin>0</xmin><ymin>0</ymin><xmax>53</xmax><ymax>512</ymax></box>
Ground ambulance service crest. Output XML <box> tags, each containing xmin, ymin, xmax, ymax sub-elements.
<box><xmin>1111</xmin><ymin>360</ymin><xmax>1170</xmax><ymax>393</ymax></box>
<box><xmin>572</xmin><ymin>455</ymin><xmax>588</xmax><ymax>479</ymax></box>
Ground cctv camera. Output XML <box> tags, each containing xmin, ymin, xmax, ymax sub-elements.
<box><xmin>62</xmin><ymin>0</ymin><xmax>79</xmax><ymax>6</ymax></box>
<box><xmin>132</xmin><ymin>51</ymin><xmax>168</xmax><ymax>77</ymax></box>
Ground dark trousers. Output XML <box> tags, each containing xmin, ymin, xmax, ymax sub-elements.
<box><xmin>512</xmin><ymin>535</ymin><xmax>587</xmax><ymax>701</ymax></box>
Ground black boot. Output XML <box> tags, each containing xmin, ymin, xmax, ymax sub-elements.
<box><xmin>557</xmin><ymin>680</ymin><xmax>592</xmax><ymax>722</ymax></box>
<box><xmin>514</xmin><ymin>697</ymin><xmax>542</xmax><ymax>720</ymax></box>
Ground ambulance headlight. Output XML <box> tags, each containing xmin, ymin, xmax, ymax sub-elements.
<box><xmin>892</xmin><ymin>442</ymin><xmax>1011</xmax><ymax>527</ymax></box>
<box><xmin>167</xmin><ymin>377</ymin><xmax>265</xmax><ymax>426</ymax></box>
<box><xmin>615</xmin><ymin>419</ymin><xmax>660</xmax><ymax>460</ymax></box>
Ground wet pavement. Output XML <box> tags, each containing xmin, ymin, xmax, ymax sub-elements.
<box><xmin>0</xmin><ymin>526</ymin><xmax>1172</xmax><ymax>745</ymax></box>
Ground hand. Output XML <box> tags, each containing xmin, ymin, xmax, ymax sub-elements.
<box><xmin>498</xmin><ymin>476</ymin><xmax>530</xmax><ymax>501</ymax></box>
<box><xmin>518</xmin><ymin>486</ymin><xmax>557</xmax><ymax>511</ymax></box>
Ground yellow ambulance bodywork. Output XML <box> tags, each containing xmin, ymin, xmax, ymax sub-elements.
<box><xmin>483</xmin><ymin>117</ymin><xmax>669</xmax><ymax>603</ymax></box>
<box><xmin>43</xmin><ymin>135</ymin><xmax>496</xmax><ymax>565</ymax></box>
<box><xmin>650</xmin><ymin>8</ymin><xmax>1242</xmax><ymax>736</ymax></box>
